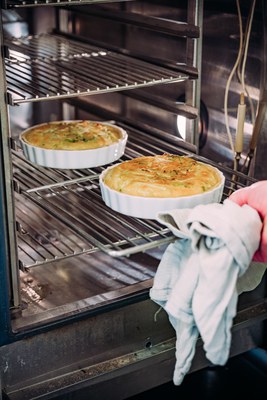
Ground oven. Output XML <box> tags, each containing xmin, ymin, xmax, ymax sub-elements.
<box><xmin>0</xmin><ymin>1</ymin><xmax>267</xmax><ymax>399</ymax></box>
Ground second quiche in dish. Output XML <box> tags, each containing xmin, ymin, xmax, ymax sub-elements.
<box><xmin>20</xmin><ymin>120</ymin><xmax>128</xmax><ymax>169</ymax></box>
<box><xmin>100</xmin><ymin>153</ymin><xmax>225</xmax><ymax>219</ymax></box>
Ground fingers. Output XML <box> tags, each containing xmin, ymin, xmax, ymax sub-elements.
<box><xmin>228</xmin><ymin>187</ymin><xmax>250</xmax><ymax>206</ymax></box>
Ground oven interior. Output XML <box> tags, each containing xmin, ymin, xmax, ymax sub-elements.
<box><xmin>2</xmin><ymin>0</ymin><xmax>266</xmax><ymax>328</ymax></box>
<box><xmin>2</xmin><ymin>0</ymin><xmax>204</xmax><ymax>330</ymax></box>
<box><xmin>1</xmin><ymin>1</ymin><xmax>267</xmax><ymax>399</ymax></box>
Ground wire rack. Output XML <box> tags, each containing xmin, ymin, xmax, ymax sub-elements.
<box><xmin>3</xmin><ymin>0</ymin><xmax>134</xmax><ymax>9</ymax></box>
<box><xmin>5</xmin><ymin>33</ymin><xmax>188</xmax><ymax>104</ymax></box>
<box><xmin>13</xmin><ymin>122</ymin><xmax>256</xmax><ymax>270</ymax></box>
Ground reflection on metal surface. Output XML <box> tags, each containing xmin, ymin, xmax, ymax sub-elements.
<box><xmin>176</xmin><ymin>97</ymin><xmax>208</xmax><ymax>148</ymax></box>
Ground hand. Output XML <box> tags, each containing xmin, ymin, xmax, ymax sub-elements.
<box><xmin>229</xmin><ymin>180</ymin><xmax>267</xmax><ymax>263</ymax></box>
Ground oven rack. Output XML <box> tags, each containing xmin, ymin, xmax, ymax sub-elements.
<box><xmin>3</xmin><ymin>0</ymin><xmax>134</xmax><ymax>9</ymax></box>
<box><xmin>5</xmin><ymin>33</ymin><xmax>188</xmax><ymax>105</ymax></box>
<box><xmin>13</xmin><ymin>123</ymin><xmax>256</xmax><ymax>270</ymax></box>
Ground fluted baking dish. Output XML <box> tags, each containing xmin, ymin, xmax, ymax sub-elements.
<box><xmin>20</xmin><ymin>120</ymin><xmax>128</xmax><ymax>169</ymax></box>
<box><xmin>99</xmin><ymin>155</ymin><xmax>225</xmax><ymax>219</ymax></box>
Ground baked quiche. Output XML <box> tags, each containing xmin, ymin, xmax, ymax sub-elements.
<box><xmin>21</xmin><ymin>120</ymin><xmax>123</xmax><ymax>151</ymax></box>
<box><xmin>103</xmin><ymin>154</ymin><xmax>222</xmax><ymax>198</ymax></box>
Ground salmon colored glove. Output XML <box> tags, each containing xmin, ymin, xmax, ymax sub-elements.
<box><xmin>229</xmin><ymin>180</ymin><xmax>267</xmax><ymax>263</ymax></box>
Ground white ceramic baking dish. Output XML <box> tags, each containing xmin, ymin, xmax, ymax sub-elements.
<box><xmin>99</xmin><ymin>161</ymin><xmax>225</xmax><ymax>219</ymax></box>
<box><xmin>20</xmin><ymin>120</ymin><xmax>128</xmax><ymax>169</ymax></box>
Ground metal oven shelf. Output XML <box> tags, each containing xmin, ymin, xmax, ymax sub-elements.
<box><xmin>5</xmin><ymin>33</ymin><xmax>188</xmax><ymax>105</ymax></box>
<box><xmin>3</xmin><ymin>0</ymin><xmax>135</xmax><ymax>9</ymax></box>
<box><xmin>13</xmin><ymin>123</ymin><xmax>256</xmax><ymax>270</ymax></box>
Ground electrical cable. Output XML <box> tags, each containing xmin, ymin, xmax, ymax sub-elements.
<box><xmin>238</xmin><ymin>0</ymin><xmax>256</xmax><ymax>126</ymax></box>
<box><xmin>224</xmin><ymin>0</ymin><xmax>243</xmax><ymax>157</ymax></box>
<box><xmin>224</xmin><ymin>0</ymin><xmax>257</xmax><ymax>179</ymax></box>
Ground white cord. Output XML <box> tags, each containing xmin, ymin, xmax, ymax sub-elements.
<box><xmin>224</xmin><ymin>0</ymin><xmax>243</xmax><ymax>156</ymax></box>
<box><xmin>224</xmin><ymin>0</ymin><xmax>257</xmax><ymax>158</ymax></box>
<box><xmin>239</xmin><ymin>0</ymin><xmax>256</xmax><ymax>126</ymax></box>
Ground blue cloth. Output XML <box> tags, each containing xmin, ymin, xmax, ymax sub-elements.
<box><xmin>149</xmin><ymin>199</ymin><xmax>262</xmax><ymax>385</ymax></box>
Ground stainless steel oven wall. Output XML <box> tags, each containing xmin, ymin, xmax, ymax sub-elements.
<box><xmin>199</xmin><ymin>0</ymin><xmax>267</xmax><ymax>179</ymax></box>
<box><xmin>69</xmin><ymin>2</ymin><xmax>185</xmax><ymax>123</ymax></box>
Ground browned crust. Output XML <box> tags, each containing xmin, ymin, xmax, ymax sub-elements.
<box><xmin>22</xmin><ymin>121</ymin><xmax>122</xmax><ymax>150</ymax></box>
<box><xmin>103</xmin><ymin>154</ymin><xmax>222</xmax><ymax>198</ymax></box>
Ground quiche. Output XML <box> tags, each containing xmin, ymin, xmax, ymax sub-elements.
<box><xmin>102</xmin><ymin>154</ymin><xmax>222</xmax><ymax>198</ymax></box>
<box><xmin>20</xmin><ymin>120</ymin><xmax>128</xmax><ymax>169</ymax></box>
<box><xmin>21</xmin><ymin>120</ymin><xmax>123</xmax><ymax>150</ymax></box>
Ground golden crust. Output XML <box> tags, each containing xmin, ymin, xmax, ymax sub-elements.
<box><xmin>21</xmin><ymin>121</ymin><xmax>122</xmax><ymax>150</ymax></box>
<box><xmin>103</xmin><ymin>154</ymin><xmax>222</xmax><ymax>198</ymax></box>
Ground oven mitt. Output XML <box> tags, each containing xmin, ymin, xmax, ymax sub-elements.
<box><xmin>149</xmin><ymin>199</ymin><xmax>262</xmax><ymax>385</ymax></box>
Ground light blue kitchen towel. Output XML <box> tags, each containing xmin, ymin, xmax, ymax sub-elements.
<box><xmin>149</xmin><ymin>199</ymin><xmax>262</xmax><ymax>385</ymax></box>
